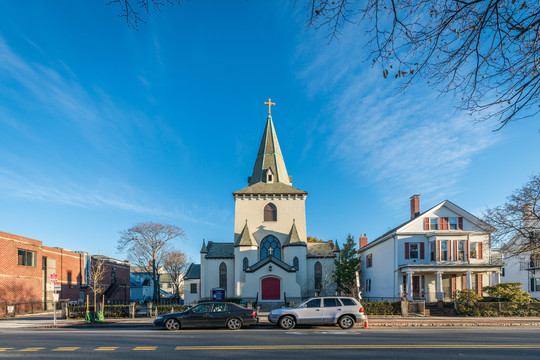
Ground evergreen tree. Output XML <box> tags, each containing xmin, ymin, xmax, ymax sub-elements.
<box><xmin>333</xmin><ymin>234</ymin><xmax>361</xmax><ymax>296</ymax></box>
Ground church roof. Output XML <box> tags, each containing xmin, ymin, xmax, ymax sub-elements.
<box><xmin>200</xmin><ymin>239</ymin><xmax>208</xmax><ymax>253</ymax></box>
<box><xmin>234</xmin><ymin>221</ymin><xmax>258</xmax><ymax>247</ymax></box>
<box><xmin>283</xmin><ymin>221</ymin><xmax>306</xmax><ymax>247</ymax></box>
<box><xmin>185</xmin><ymin>263</ymin><xmax>200</xmax><ymax>279</ymax></box>
<box><xmin>205</xmin><ymin>241</ymin><xmax>234</xmax><ymax>258</ymax></box>
<box><xmin>248</xmin><ymin>115</ymin><xmax>292</xmax><ymax>187</ymax></box>
<box><xmin>233</xmin><ymin>181</ymin><xmax>307</xmax><ymax>196</ymax></box>
<box><xmin>245</xmin><ymin>255</ymin><xmax>296</xmax><ymax>273</ymax></box>
<box><xmin>307</xmin><ymin>242</ymin><xmax>336</xmax><ymax>258</ymax></box>
<box><xmin>333</xmin><ymin>241</ymin><xmax>340</xmax><ymax>252</ymax></box>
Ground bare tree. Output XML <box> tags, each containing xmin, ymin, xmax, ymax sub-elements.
<box><xmin>484</xmin><ymin>173</ymin><xmax>540</xmax><ymax>256</ymax></box>
<box><xmin>308</xmin><ymin>1</ymin><xmax>540</xmax><ymax>130</ymax></box>
<box><xmin>108</xmin><ymin>0</ymin><xmax>179</xmax><ymax>29</ymax></box>
<box><xmin>118</xmin><ymin>222</ymin><xmax>186</xmax><ymax>302</ymax></box>
<box><xmin>162</xmin><ymin>248</ymin><xmax>189</xmax><ymax>300</ymax></box>
<box><xmin>88</xmin><ymin>258</ymin><xmax>107</xmax><ymax>320</ymax></box>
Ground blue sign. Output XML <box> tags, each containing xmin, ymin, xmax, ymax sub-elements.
<box><xmin>212</xmin><ymin>289</ymin><xmax>225</xmax><ymax>301</ymax></box>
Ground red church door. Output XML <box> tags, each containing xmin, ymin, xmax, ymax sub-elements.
<box><xmin>261</xmin><ymin>277</ymin><xmax>280</xmax><ymax>300</ymax></box>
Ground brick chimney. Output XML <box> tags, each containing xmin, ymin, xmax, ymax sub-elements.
<box><xmin>359</xmin><ymin>234</ymin><xmax>368</xmax><ymax>248</ymax></box>
<box><xmin>410</xmin><ymin>194</ymin><xmax>420</xmax><ymax>219</ymax></box>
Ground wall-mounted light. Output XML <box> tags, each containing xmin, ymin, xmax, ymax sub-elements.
<box><xmin>269</xmin><ymin>265</ymin><xmax>273</xmax><ymax>272</ymax></box>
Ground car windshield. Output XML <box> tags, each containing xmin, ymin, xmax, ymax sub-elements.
<box><xmin>296</xmin><ymin>298</ymin><xmax>321</xmax><ymax>308</ymax></box>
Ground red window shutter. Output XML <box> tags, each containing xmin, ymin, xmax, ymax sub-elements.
<box><xmin>436</xmin><ymin>241</ymin><xmax>440</xmax><ymax>262</ymax></box>
<box><xmin>477</xmin><ymin>274</ymin><xmax>483</xmax><ymax>296</ymax></box>
<box><xmin>420</xmin><ymin>242</ymin><xmax>425</xmax><ymax>259</ymax></box>
<box><xmin>458</xmin><ymin>217</ymin><xmax>463</xmax><ymax>230</ymax></box>
<box><xmin>478</xmin><ymin>242</ymin><xmax>483</xmax><ymax>259</ymax></box>
<box><xmin>424</xmin><ymin>217</ymin><xmax>429</xmax><ymax>230</ymax></box>
<box><xmin>444</xmin><ymin>217</ymin><xmax>449</xmax><ymax>230</ymax></box>
<box><xmin>405</xmin><ymin>242</ymin><xmax>410</xmax><ymax>259</ymax></box>
<box><xmin>438</xmin><ymin>217</ymin><xmax>443</xmax><ymax>230</ymax></box>
<box><xmin>453</xmin><ymin>240</ymin><xmax>457</xmax><ymax>261</ymax></box>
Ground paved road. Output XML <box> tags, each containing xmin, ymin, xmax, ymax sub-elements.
<box><xmin>1</xmin><ymin>327</ymin><xmax>540</xmax><ymax>359</ymax></box>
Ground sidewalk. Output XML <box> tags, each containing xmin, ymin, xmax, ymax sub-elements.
<box><xmin>2</xmin><ymin>312</ymin><xmax>540</xmax><ymax>329</ymax></box>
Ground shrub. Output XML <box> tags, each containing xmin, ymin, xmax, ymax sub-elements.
<box><xmin>453</xmin><ymin>289</ymin><xmax>482</xmax><ymax>316</ymax></box>
<box><xmin>155</xmin><ymin>305</ymin><xmax>190</xmax><ymax>315</ymax></box>
<box><xmin>483</xmin><ymin>283</ymin><xmax>531</xmax><ymax>304</ymax></box>
<box><xmin>362</xmin><ymin>302</ymin><xmax>401</xmax><ymax>316</ymax></box>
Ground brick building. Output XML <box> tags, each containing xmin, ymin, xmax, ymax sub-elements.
<box><xmin>0</xmin><ymin>230</ymin><xmax>130</xmax><ymax>309</ymax></box>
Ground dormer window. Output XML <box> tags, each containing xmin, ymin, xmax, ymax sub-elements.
<box><xmin>264</xmin><ymin>203</ymin><xmax>277</xmax><ymax>221</ymax></box>
<box><xmin>265</xmin><ymin>168</ymin><xmax>274</xmax><ymax>183</ymax></box>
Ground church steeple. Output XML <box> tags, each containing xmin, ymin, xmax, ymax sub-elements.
<box><xmin>248</xmin><ymin>112</ymin><xmax>292</xmax><ymax>186</ymax></box>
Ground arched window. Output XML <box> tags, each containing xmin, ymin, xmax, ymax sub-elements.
<box><xmin>293</xmin><ymin>257</ymin><xmax>299</xmax><ymax>270</ymax></box>
<box><xmin>243</xmin><ymin>257</ymin><xmax>249</xmax><ymax>271</ymax></box>
<box><xmin>264</xmin><ymin>203</ymin><xmax>277</xmax><ymax>221</ymax></box>
<box><xmin>314</xmin><ymin>262</ymin><xmax>322</xmax><ymax>290</ymax></box>
<box><xmin>260</xmin><ymin>235</ymin><xmax>281</xmax><ymax>260</ymax></box>
<box><xmin>219</xmin><ymin>262</ymin><xmax>227</xmax><ymax>289</ymax></box>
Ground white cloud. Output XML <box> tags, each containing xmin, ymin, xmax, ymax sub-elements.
<box><xmin>297</xmin><ymin>26</ymin><xmax>499</xmax><ymax>206</ymax></box>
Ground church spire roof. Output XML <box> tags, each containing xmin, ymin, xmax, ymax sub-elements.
<box><xmin>248</xmin><ymin>114</ymin><xmax>292</xmax><ymax>186</ymax></box>
<box><xmin>234</xmin><ymin>220</ymin><xmax>257</xmax><ymax>247</ymax></box>
<box><xmin>283</xmin><ymin>220</ymin><xmax>306</xmax><ymax>247</ymax></box>
<box><xmin>200</xmin><ymin>239</ymin><xmax>208</xmax><ymax>253</ymax></box>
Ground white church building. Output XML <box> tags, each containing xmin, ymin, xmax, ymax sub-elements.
<box><xmin>184</xmin><ymin>105</ymin><xmax>338</xmax><ymax>305</ymax></box>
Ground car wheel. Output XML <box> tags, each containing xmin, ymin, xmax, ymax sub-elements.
<box><xmin>338</xmin><ymin>315</ymin><xmax>355</xmax><ymax>329</ymax></box>
<box><xmin>227</xmin><ymin>318</ymin><xmax>242</xmax><ymax>330</ymax></box>
<box><xmin>164</xmin><ymin>318</ymin><xmax>180</xmax><ymax>331</ymax></box>
<box><xmin>279</xmin><ymin>315</ymin><xmax>295</xmax><ymax>330</ymax></box>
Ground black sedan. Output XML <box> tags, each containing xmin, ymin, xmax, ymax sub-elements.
<box><xmin>154</xmin><ymin>302</ymin><xmax>258</xmax><ymax>330</ymax></box>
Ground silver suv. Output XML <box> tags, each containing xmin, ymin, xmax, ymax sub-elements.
<box><xmin>268</xmin><ymin>296</ymin><xmax>366</xmax><ymax>329</ymax></box>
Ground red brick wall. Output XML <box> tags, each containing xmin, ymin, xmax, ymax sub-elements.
<box><xmin>0</xmin><ymin>231</ymin><xmax>43</xmax><ymax>303</ymax></box>
<box><xmin>83</xmin><ymin>258</ymin><xmax>131</xmax><ymax>303</ymax></box>
<box><xmin>42</xmin><ymin>246</ymin><xmax>85</xmax><ymax>301</ymax></box>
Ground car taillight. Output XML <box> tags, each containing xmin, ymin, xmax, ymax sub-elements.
<box><xmin>251</xmin><ymin>311</ymin><xmax>257</xmax><ymax>317</ymax></box>
<box><xmin>359</xmin><ymin>307</ymin><xmax>364</xmax><ymax>314</ymax></box>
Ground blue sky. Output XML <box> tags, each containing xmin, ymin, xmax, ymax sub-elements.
<box><xmin>0</xmin><ymin>1</ymin><xmax>538</xmax><ymax>263</ymax></box>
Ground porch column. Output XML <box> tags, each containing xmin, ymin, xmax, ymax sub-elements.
<box><xmin>407</xmin><ymin>271</ymin><xmax>414</xmax><ymax>301</ymax></box>
<box><xmin>494</xmin><ymin>271</ymin><xmax>501</xmax><ymax>285</ymax></box>
<box><xmin>487</xmin><ymin>271</ymin><xmax>492</xmax><ymax>286</ymax></box>
<box><xmin>436</xmin><ymin>271</ymin><xmax>443</xmax><ymax>301</ymax></box>
<box><xmin>466</xmin><ymin>271</ymin><xmax>472</xmax><ymax>289</ymax></box>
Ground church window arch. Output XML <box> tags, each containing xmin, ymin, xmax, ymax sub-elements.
<box><xmin>260</xmin><ymin>235</ymin><xmax>281</xmax><ymax>260</ymax></box>
<box><xmin>293</xmin><ymin>257</ymin><xmax>299</xmax><ymax>270</ymax></box>
<box><xmin>314</xmin><ymin>262</ymin><xmax>322</xmax><ymax>290</ymax></box>
<box><xmin>264</xmin><ymin>203</ymin><xmax>277</xmax><ymax>222</ymax></box>
<box><xmin>243</xmin><ymin>257</ymin><xmax>249</xmax><ymax>271</ymax></box>
<box><xmin>219</xmin><ymin>262</ymin><xmax>227</xmax><ymax>289</ymax></box>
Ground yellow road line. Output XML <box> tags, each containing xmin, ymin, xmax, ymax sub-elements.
<box><xmin>0</xmin><ymin>348</ymin><xmax>13</xmax><ymax>352</ymax></box>
<box><xmin>19</xmin><ymin>347</ymin><xmax>46</xmax><ymax>352</ymax></box>
<box><xmin>94</xmin><ymin>347</ymin><xmax>119</xmax><ymax>351</ymax></box>
<box><xmin>133</xmin><ymin>346</ymin><xmax>158</xmax><ymax>351</ymax></box>
<box><xmin>52</xmin><ymin>347</ymin><xmax>81</xmax><ymax>351</ymax></box>
<box><xmin>175</xmin><ymin>344</ymin><xmax>540</xmax><ymax>350</ymax></box>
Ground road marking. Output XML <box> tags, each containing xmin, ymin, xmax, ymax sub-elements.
<box><xmin>133</xmin><ymin>346</ymin><xmax>157</xmax><ymax>351</ymax></box>
<box><xmin>0</xmin><ymin>348</ymin><xmax>13</xmax><ymax>352</ymax></box>
<box><xmin>175</xmin><ymin>344</ymin><xmax>540</xmax><ymax>350</ymax></box>
<box><xmin>19</xmin><ymin>347</ymin><xmax>46</xmax><ymax>352</ymax></box>
<box><xmin>52</xmin><ymin>347</ymin><xmax>80</xmax><ymax>351</ymax></box>
<box><xmin>94</xmin><ymin>347</ymin><xmax>118</xmax><ymax>351</ymax></box>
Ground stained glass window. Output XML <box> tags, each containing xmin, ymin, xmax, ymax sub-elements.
<box><xmin>219</xmin><ymin>262</ymin><xmax>227</xmax><ymax>289</ymax></box>
<box><xmin>260</xmin><ymin>235</ymin><xmax>281</xmax><ymax>260</ymax></box>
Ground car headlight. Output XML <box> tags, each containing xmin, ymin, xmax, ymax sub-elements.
<box><xmin>156</xmin><ymin>315</ymin><xmax>163</xmax><ymax>320</ymax></box>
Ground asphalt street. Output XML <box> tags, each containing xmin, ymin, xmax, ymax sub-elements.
<box><xmin>1</xmin><ymin>327</ymin><xmax>540</xmax><ymax>359</ymax></box>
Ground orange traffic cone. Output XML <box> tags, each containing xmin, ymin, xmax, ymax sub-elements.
<box><xmin>363</xmin><ymin>317</ymin><xmax>370</xmax><ymax>329</ymax></box>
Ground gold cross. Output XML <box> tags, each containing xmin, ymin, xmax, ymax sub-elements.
<box><xmin>264</xmin><ymin>98</ymin><xmax>275</xmax><ymax>115</ymax></box>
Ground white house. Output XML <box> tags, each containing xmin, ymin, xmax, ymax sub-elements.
<box><xmin>359</xmin><ymin>195</ymin><xmax>503</xmax><ymax>302</ymax></box>
<box><xmin>187</xmin><ymin>109</ymin><xmax>338</xmax><ymax>304</ymax></box>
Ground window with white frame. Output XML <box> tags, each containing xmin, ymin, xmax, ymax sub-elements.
<box><xmin>430</xmin><ymin>242</ymin><xmax>435</xmax><ymax>261</ymax></box>
<box><xmin>430</xmin><ymin>218</ymin><xmax>439</xmax><ymax>230</ymax></box>
<box><xmin>409</xmin><ymin>243</ymin><xmax>419</xmax><ymax>259</ymax></box>
<box><xmin>457</xmin><ymin>240</ymin><xmax>466</xmax><ymax>261</ymax></box>
<box><xmin>441</xmin><ymin>241</ymin><xmax>448</xmax><ymax>261</ymax></box>
<box><xmin>470</xmin><ymin>242</ymin><xmax>477</xmax><ymax>259</ymax></box>
<box><xmin>449</xmin><ymin>218</ymin><xmax>458</xmax><ymax>230</ymax></box>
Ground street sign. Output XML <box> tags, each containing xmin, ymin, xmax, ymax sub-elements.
<box><xmin>54</xmin><ymin>284</ymin><xmax>61</xmax><ymax>291</ymax></box>
<box><xmin>53</xmin><ymin>293</ymin><xmax>59</xmax><ymax>302</ymax></box>
<box><xmin>50</xmin><ymin>274</ymin><xmax>58</xmax><ymax>282</ymax></box>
